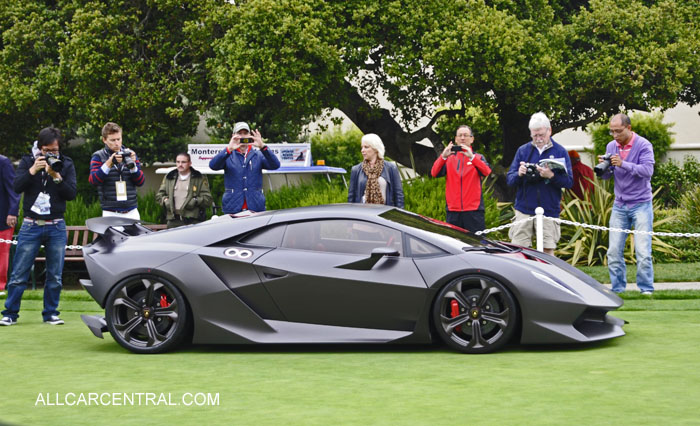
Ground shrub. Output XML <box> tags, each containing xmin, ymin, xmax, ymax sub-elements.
<box><xmin>588</xmin><ymin>111</ymin><xmax>674</xmax><ymax>163</ymax></box>
<box><xmin>651</xmin><ymin>156</ymin><xmax>700</xmax><ymax>207</ymax></box>
<box><xmin>557</xmin><ymin>179</ymin><xmax>678</xmax><ymax>266</ymax></box>
<box><xmin>310</xmin><ymin>127</ymin><xmax>363</xmax><ymax>173</ymax></box>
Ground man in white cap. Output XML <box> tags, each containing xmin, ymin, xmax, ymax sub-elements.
<box><xmin>209</xmin><ymin>122</ymin><xmax>280</xmax><ymax>214</ymax></box>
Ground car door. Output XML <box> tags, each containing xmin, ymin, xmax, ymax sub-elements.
<box><xmin>252</xmin><ymin>219</ymin><xmax>428</xmax><ymax>331</ymax></box>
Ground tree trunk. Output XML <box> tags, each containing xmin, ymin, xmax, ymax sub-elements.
<box><xmin>337</xmin><ymin>82</ymin><xmax>440</xmax><ymax>175</ymax></box>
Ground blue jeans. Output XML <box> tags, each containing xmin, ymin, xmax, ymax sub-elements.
<box><xmin>2</xmin><ymin>220</ymin><xmax>66</xmax><ymax>321</ymax></box>
<box><xmin>607</xmin><ymin>201</ymin><xmax>654</xmax><ymax>293</ymax></box>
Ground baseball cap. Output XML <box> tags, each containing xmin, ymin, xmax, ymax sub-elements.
<box><xmin>233</xmin><ymin>122</ymin><xmax>250</xmax><ymax>133</ymax></box>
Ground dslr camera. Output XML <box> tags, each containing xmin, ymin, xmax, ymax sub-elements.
<box><xmin>594</xmin><ymin>153</ymin><xmax>612</xmax><ymax>177</ymax></box>
<box><xmin>45</xmin><ymin>152</ymin><xmax>64</xmax><ymax>172</ymax></box>
<box><xmin>523</xmin><ymin>163</ymin><xmax>541</xmax><ymax>181</ymax></box>
<box><xmin>117</xmin><ymin>148</ymin><xmax>137</xmax><ymax>170</ymax></box>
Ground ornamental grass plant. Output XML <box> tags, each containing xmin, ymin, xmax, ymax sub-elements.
<box><xmin>557</xmin><ymin>178</ymin><xmax>677</xmax><ymax>266</ymax></box>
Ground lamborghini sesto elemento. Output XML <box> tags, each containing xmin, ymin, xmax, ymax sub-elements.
<box><xmin>80</xmin><ymin>204</ymin><xmax>625</xmax><ymax>354</ymax></box>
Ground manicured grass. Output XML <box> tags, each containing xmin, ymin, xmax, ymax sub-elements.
<box><xmin>579</xmin><ymin>261</ymin><xmax>700</xmax><ymax>283</ymax></box>
<box><xmin>1</xmin><ymin>291</ymin><xmax>700</xmax><ymax>424</ymax></box>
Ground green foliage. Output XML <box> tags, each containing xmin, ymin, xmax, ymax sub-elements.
<box><xmin>680</xmin><ymin>184</ymin><xmax>700</xmax><ymax>227</ymax></box>
<box><xmin>0</xmin><ymin>0</ymin><xmax>215</xmax><ymax>160</ymax></box>
<box><xmin>265</xmin><ymin>179</ymin><xmax>347</xmax><ymax>210</ymax></box>
<box><xmin>264</xmin><ymin>173</ymin><xmax>508</xmax><ymax>240</ymax></box>
<box><xmin>17</xmin><ymin>192</ymin><xmax>164</xmax><ymax>226</ymax></box>
<box><xmin>651</xmin><ymin>155</ymin><xmax>700</xmax><ymax>207</ymax></box>
<box><xmin>2</xmin><ymin>0</ymin><xmax>699</xmax><ymax>173</ymax></box>
<box><xmin>137</xmin><ymin>191</ymin><xmax>165</xmax><ymax>224</ymax></box>
<box><xmin>588</xmin><ymin>112</ymin><xmax>674</xmax><ymax>162</ymax></box>
<box><xmin>63</xmin><ymin>194</ymin><xmax>103</xmax><ymax>226</ymax></box>
<box><xmin>309</xmin><ymin>127</ymin><xmax>363</xmax><ymax>173</ymax></box>
<box><xmin>557</xmin><ymin>179</ymin><xmax>678</xmax><ymax>266</ymax></box>
<box><xmin>434</xmin><ymin>106</ymin><xmax>502</xmax><ymax>165</ymax></box>
<box><xmin>654</xmin><ymin>208</ymin><xmax>700</xmax><ymax>263</ymax></box>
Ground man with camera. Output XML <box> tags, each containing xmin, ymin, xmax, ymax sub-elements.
<box><xmin>506</xmin><ymin>112</ymin><xmax>573</xmax><ymax>255</ymax></box>
<box><xmin>597</xmin><ymin>113</ymin><xmax>655</xmax><ymax>294</ymax></box>
<box><xmin>431</xmin><ymin>125</ymin><xmax>492</xmax><ymax>232</ymax></box>
<box><xmin>156</xmin><ymin>153</ymin><xmax>213</xmax><ymax>228</ymax></box>
<box><xmin>1</xmin><ymin>127</ymin><xmax>77</xmax><ymax>326</ymax></box>
<box><xmin>209</xmin><ymin>122</ymin><xmax>280</xmax><ymax>215</ymax></box>
<box><xmin>89</xmin><ymin>122</ymin><xmax>145</xmax><ymax>219</ymax></box>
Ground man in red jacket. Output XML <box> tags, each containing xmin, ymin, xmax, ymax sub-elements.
<box><xmin>568</xmin><ymin>150</ymin><xmax>595</xmax><ymax>200</ymax></box>
<box><xmin>431</xmin><ymin>125</ymin><xmax>492</xmax><ymax>232</ymax></box>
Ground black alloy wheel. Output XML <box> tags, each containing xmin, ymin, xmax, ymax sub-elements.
<box><xmin>105</xmin><ymin>275</ymin><xmax>188</xmax><ymax>354</ymax></box>
<box><xmin>433</xmin><ymin>274</ymin><xmax>518</xmax><ymax>354</ymax></box>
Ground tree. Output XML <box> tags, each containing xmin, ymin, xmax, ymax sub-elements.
<box><xmin>0</xmin><ymin>0</ymin><xmax>216</xmax><ymax>160</ymax></box>
<box><xmin>209</xmin><ymin>0</ymin><xmax>700</xmax><ymax>174</ymax></box>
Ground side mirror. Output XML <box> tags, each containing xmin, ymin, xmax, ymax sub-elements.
<box><xmin>336</xmin><ymin>247</ymin><xmax>399</xmax><ymax>270</ymax></box>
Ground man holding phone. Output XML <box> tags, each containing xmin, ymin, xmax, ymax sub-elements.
<box><xmin>431</xmin><ymin>125</ymin><xmax>492</xmax><ymax>232</ymax></box>
<box><xmin>209</xmin><ymin>122</ymin><xmax>280</xmax><ymax>214</ymax></box>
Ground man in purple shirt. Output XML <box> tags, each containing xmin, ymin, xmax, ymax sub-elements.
<box><xmin>597</xmin><ymin>113</ymin><xmax>655</xmax><ymax>294</ymax></box>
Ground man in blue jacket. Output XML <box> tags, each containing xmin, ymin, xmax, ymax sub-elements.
<box><xmin>506</xmin><ymin>112</ymin><xmax>573</xmax><ymax>255</ymax></box>
<box><xmin>209</xmin><ymin>122</ymin><xmax>280</xmax><ymax>214</ymax></box>
<box><xmin>0</xmin><ymin>154</ymin><xmax>20</xmax><ymax>296</ymax></box>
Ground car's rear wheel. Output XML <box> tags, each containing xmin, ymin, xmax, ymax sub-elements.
<box><xmin>433</xmin><ymin>274</ymin><xmax>518</xmax><ymax>354</ymax></box>
<box><xmin>105</xmin><ymin>275</ymin><xmax>188</xmax><ymax>354</ymax></box>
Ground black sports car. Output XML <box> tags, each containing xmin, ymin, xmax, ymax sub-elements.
<box><xmin>80</xmin><ymin>204</ymin><xmax>624</xmax><ymax>354</ymax></box>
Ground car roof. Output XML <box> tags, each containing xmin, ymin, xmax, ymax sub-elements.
<box><xmin>267</xmin><ymin>203</ymin><xmax>394</xmax><ymax>223</ymax></box>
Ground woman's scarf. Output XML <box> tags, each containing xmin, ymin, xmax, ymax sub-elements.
<box><xmin>362</xmin><ymin>159</ymin><xmax>385</xmax><ymax>204</ymax></box>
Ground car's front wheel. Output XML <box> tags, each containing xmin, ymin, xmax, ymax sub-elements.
<box><xmin>433</xmin><ymin>274</ymin><xmax>518</xmax><ymax>354</ymax></box>
<box><xmin>105</xmin><ymin>275</ymin><xmax>188</xmax><ymax>354</ymax></box>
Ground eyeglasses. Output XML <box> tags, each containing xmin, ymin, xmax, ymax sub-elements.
<box><xmin>609</xmin><ymin>128</ymin><xmax>627</xmax><ymax>135</ymax></box>
<box><xmin>531</xmin><ymin>133</ymin><xmax>548</xmax><ymax>139</ymax></box>
<box><xmin>41</xmin><ymin>148</ymin><xmax>60</xmax><ymax>153</ymax></box>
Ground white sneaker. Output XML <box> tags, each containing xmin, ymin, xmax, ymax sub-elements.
<box><xmin>44</xmin><ymin>315</ymin><xmax>65</xmax><ymax>325</ymax></box>
<box><xmin>0</xmin><ymin>316</ymin><xmax>17</xmax><ymax>326</ymax></box>
<box><xmin>640</xmin><ymin>291</ymin><xmax>653</xmax><ymax>296</ymax></box>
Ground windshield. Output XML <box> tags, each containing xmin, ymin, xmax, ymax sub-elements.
<box><xmin>379</xmin><ymin>209</ymin><xmax>491</xmax><ymax>250</ymax></box>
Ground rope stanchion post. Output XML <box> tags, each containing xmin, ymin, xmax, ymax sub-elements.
<box><xmin>535</xmin><ymin>207</ymin><xmax>544</xmax><ymax>252</ymax></box>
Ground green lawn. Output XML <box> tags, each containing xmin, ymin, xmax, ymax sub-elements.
<box><xmin>1</xmin><ymin>291</ymin><xmax>700</xmax><ymax>425</ymax></box>
<box><xmin>580</xmin><ymin>261</ymin><xmax>700</xmax><ymax>283</ymax></box>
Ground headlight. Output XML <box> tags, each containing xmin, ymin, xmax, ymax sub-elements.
<box><xmin>531</xmin><ymin>270</ymin><xmax>580</xmax><ymax>297</ymax></box>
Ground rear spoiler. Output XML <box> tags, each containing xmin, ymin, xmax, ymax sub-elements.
<box><xmin>85</xmin><ymin>217</ymin><xmax>159</xmax><ymax>244</ymax></box>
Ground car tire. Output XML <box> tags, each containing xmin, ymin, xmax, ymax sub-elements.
<box><xmin>432</xmin><ymin>274</ymin><xmax>518</xmax><ymax>354</ymax></box>
<box><xmin>105</xmin><ymin>274</ymin><xmax>189</xmax><ymax>354</ymax></box>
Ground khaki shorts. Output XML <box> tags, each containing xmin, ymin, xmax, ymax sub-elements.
<box><xmin>508</xmin><ymin>209</ymin><xmax>561</xmax><ymax>249</ymax></box>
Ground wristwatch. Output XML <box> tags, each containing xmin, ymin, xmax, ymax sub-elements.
<box><xmin>53</xmin><ymin>176</ymin><xmax>63</xmax><ymax>184</ymax></box>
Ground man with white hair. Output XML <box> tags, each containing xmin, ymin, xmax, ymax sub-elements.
<box><xmin>506</xmin><ymin>112</ymin><xmax>573</xmax><ymax>255</ymax></box>
<box><xmin>209</xmin><ymin>122</ymin><xmax>280</xmax><ymax>214</ymax></box>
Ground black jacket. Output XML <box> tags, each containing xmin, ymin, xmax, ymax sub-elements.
<box><xmin>14</xmin><ymin>152</ymin><xmax>77</xmax><ymax>220</ymax></box>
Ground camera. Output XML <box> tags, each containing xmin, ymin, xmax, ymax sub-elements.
<box><xmin>45</xmin><ymin>152</ymin><xmax>64</xmax><ymax>172</ymax></box>
<box><xmin>117</xmin><ymin>149</ymin><xmax>137</xmax><ymax>170</ymax></box>
<box><xmin>240</xmin><ymin>137</ymin><xmax>253</xmax><ymax>144</ymax></box>
<box><xmin>451</xmin><ymin>145</ymin><xmax>463</xmax><ymax>152</ymax></box>
<box><xmin>524</xmin><ymin>163</ymin><xmax>541</xmax><ymax>181</ymax></box>
<box><xmin>594</xmin><ymin>153</ymin><xmax>612</xmax><ymax>177</ymax></box>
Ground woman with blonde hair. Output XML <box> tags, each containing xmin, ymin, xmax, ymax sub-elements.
<box><xmin>348</xmin><ymin>134</ymin><xmax>404</xmax><ymax>207</ymax></box>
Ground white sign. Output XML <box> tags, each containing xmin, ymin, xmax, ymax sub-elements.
<box><xmin>266</xmin><ymin>143</ymin><xmax>311</xmax><ymax>168</ymax></box>
<box><xmin>187</xmin><ymin>143</ymin><xmax>311</xmax><ymax>169</ymax></box>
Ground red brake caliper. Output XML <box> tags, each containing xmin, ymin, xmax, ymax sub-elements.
<box><xmin>159</xmin><ymin>294</ymin><xmax>170</xmax><ymax>308</ymax></box>
<box><xmin>450</xmin><ymin>299</ymin><xmax>461</xmax><ymax>332</ymax></box>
